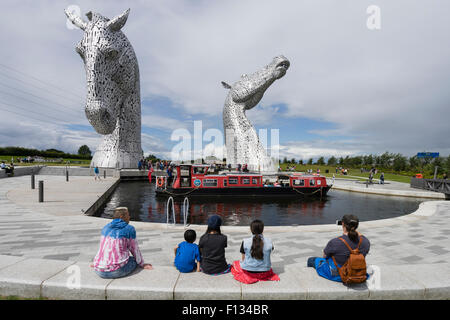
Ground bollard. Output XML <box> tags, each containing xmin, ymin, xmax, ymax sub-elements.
<box><xmin>31</xmin><ymin>173</ymin><xmax>35</xmax><ymax>189</ymax></box>
<box><xmin>104</xmin><ymin>170</ymin><xmax>106</xmax><ymax>179</ymax></box>
<box><xmin>39</xmin><ymin>181</ymin><xmax>44</xmax><ymax>202</ymax></box>
<box><xmin>66</xmin><ymin>170</ymin><xmax>69</xmax><ymax>182</ymax></box>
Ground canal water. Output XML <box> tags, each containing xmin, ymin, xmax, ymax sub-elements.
<box><xmin>94</xmin><ymin>181</ymin><xmax>432</xmax><ymax>226</ymax></box>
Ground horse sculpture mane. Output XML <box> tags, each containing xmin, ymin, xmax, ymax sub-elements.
<box><xmin>222</xmin><ymin>56</ymin><xmax>290</xmax><ymax>172</ymax></box>
<box><xmin>65</xmin><ymin>8</ymin><xmax>142</xmax><ymax>168</ymax></box>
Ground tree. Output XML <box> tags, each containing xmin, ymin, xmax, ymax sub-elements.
<box><xmin>327</xmin><ymin>156</ymin><xmax>337</xmax><ymax>166</ymax></box>
<box><xmin>290</xmin><ymin>158</ymin><xmax>296</xmax><ymax>164</ymax></box>
<box><xmin>46</xmin><ymin>148</ymin><xmax>64</xmax><ymax>153</ymax></box>
<box><xmin>445</xmin><ymin>155</ymin><xmax>450</xmax><ymax>174</ymax></box>
<box><xmin>343</xmin><ymin>156</ymin><xmax>350</xmax><ymax>166</ymax></box>
<box><xmin>298</xmin><ymin>159</ymin><xmax>303</xmax><ymax>165</ymax></box>
<box><xmin>378</xmin><ymin>152</ymin><xmax>393</xmax><ymax>168</ymax></box>
<box><xmin>307</xmin><ymin>158</ymin><xmax>313</xmax><ymax>165</ymax></box>
<box><xmin>78</xmin><ymin>145</ymin><xmax>91</xmax><ymax>157</ymax></box>
<box><xmin>316</xmin><ymin>157</ymin><xmax>325</xmax><ymax>165</ymax></box>
<box><xmin>363</xmin><ymin>155</ymin><xmax>373</xmax><ymax>167</ymax></box>
<box><xmin>432</xmin><ymin>157</ymin><xmax>444</xmax><ymax>176</ymax></box>
<box><xmin>352</xmin><ymin>156</ymin><xmax>361</xmax><ymax>166</ymax></box>
<box><xmin>409</xmin><ymin>156</ymin><xmax>419</xmax><ymax>171</ymax></box>
<box><xmin>392</xmin><ymin>153</ymin><xmax>407</xmax><ymax>172</ymax></box>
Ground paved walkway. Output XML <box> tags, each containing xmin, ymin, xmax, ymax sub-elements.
<box><xmin>0</xmin><ymin>175</ymin><xmax>449</xmax><ymax>299</ymax></box>
<box><xmin>330</xmin><ymin>177</ymin><xmax>447</xmax><ymax>199</ymax></box>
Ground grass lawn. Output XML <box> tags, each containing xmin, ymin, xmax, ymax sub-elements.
<box><xmin>279</xmin><ymin>163</ymin><xmax>415</xmax><ymax>184</ymax></box>
<box><xmin>0</xmin><ymin>295</ymin><xmax>48</xmax><ymax>300</ymax></box>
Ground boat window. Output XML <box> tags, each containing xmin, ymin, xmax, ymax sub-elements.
<box><xmin>242</xmin><ymin>178</ymin><xmax>250</xmax><ymax>184</ymax></box>
<box><xmin>223</xmin><ymin>179</ymin><xmax>227</xmax><ymax>187</ymax></box>
<box><xmin>317</xmin><ymin>179</ymin><xmax>322</xmax><ymax>185</ymax></box>
<box><xmin>203</xmin><ymin>179</ymin><xmax>218</xmax><ymax>187</ymax></box>
<box><xmin>294</xmin><ymin>179</ymin><xmax>305</xmax><ymax>186</ymax></box>
<box><xmin>309</xmin><ymin>179</ymin><xmax>315</xmax><ymax>186</ymax></box>
<box><xmin>252</xmin><ymin>177</ymin><xmax>260</xmax><ymax>184</ymax></box>
<box><xmin>180</xmin><ymin>168</ymin><xmax>190</xmax><ymax>176</ymax></box>
<box><xmin>228</xmin><ymin>178</ymin><xmax>238</xmax><ymax>184</ymax></box>
<box><xmin>193</xmin><ymin>167</ymin><xmax>206</xmax><ymax>174</ymax></box>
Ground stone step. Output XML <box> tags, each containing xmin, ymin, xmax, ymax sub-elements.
<box><xmin>0</xmin><ymin>255</ymin><xmax>449</xmax><ymax>300</ymax></box>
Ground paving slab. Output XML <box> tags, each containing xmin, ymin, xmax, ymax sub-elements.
<box><xmin>42</xmin><ymin>262</ymin><xmax>113</xmax><ymax>300</ymax></box>
<box><xmin>174</xmin><ymin>271</ymin><xmax>241</xmax><ymax>300</ymax></box>
<box><xmin>389</xmin><ymin>263</ymin><xmax>450</xmax><ymax>300</ymax></box>
<box><xmin>0</xmin><ymin>176</ymin><xmax>449</xmax><ymax>300</ymax></box>
<box><xmin>106</xmin><ymin>266</ymin><xmax>179</xmax><ymax>300</ymax></box>
<box><xmin>366</xmin><ymin>264</ymin><xmax>425</xmax><ymax>299</ymax></box>
<box><xmin>0</xmin><ymin>255</ymin><xmax>26</xmax><ymax>270</ymax></box>
<box><xmin>0</xmin><ymin>258</ymin><xmax>74</xmax><ymax>298</ymax></box>
<box><xmin>330</xmin><ymin>179</ymin><xmax>446</xmax><ymax>199</ymax></box>
<box><xmin>240</xmin><ymin>267</ymin><xmax>308</xmax><ymax>300</ymax></box>
<box><xmin>285</xmin><ymin>264</ymin><xmax>369</xmax><ymax>300</ymax></box>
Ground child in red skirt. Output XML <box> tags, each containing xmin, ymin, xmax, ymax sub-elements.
<box><xmin>231</xmin><ymin>219</ymin><xmax>279</xmax><ymax>284</ymax></box>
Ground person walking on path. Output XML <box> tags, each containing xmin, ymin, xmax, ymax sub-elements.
<box><xmin>94</xmin><ymin>166</ymin><xmax>101</xmax><ymax>181</ymax></box>
<box><xmin>92</xmin><ymin>207</ymin><xmax>153</xmax><ymax>279</ymax></box>
<box><xmin>379</xmin><ymin>172</ymin><xmax>385</xmax><ymax>184</ymax></box>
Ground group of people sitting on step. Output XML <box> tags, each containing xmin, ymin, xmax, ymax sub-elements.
<box><xmin>91</xmin><ymin>207</ymin><xmax>370</xmax><ymax>285</ymax></box>
<box><xmin>0</xmin><ymin>161</ymin><xmax>14</xmax><ymax>176</ymax></box>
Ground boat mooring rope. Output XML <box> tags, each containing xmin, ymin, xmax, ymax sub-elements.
<box><xmin>159</xmin><ymin>187</ymin><xmax>200</xmax><ymax>197</ymax></box>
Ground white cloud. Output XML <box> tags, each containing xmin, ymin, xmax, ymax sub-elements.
<box><xmin>278</xmin><ymin>141</ymin><xmax>361</xmax><ymax>161</ymax></box>
<box><xmin>0</xmin><ymin>118</ymin><xmax>100</xmax><ymax>154</ymax></box>
<box><xmin>0</xmin><ymin>0</ymin><xmax>449</xmax><ymax>158</ymax></box>
<box><xmin>141</xmin><ymin>114</ymin><xmax>190</xmax><ymax>131</ymax></box>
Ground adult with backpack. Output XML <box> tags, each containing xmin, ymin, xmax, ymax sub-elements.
<box><xmin>307</xmin><ymin>214</ymin><xmax>370</xmax><ymax>284</ymax></box>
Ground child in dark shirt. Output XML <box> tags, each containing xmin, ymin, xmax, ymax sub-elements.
<box><xmin>198</xmin><ymin>215</ymin><xmax>231</xmax><ymax>275</ymax></box>
<box><xmin>174</xmin><ymin>229</ymin><xmax>201</xmax><ymax>273</ymax></box>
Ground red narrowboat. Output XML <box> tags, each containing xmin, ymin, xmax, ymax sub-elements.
<box><xmin>155</xmin><ymin>164</ymin><xmax>332</xmax><ymax>198</ymax></box>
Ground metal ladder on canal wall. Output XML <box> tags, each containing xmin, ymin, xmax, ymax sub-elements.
<box><xmin>166</xmin><ymin>196</ymin><xmax>190</xmax><ymax>227</ymax></box>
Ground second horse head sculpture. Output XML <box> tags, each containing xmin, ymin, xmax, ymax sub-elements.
<box><xmin>222</xmin><ymin>55</ymin><xmax>290</xmax><ymax>172</ymax></box>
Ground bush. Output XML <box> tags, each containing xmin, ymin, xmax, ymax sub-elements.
<box><xmin>0</xmin><ymin>146</ymin><xmax>92</xmax><ymax>160</ymax></box>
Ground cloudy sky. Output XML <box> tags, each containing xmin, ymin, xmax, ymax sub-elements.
<box><xmin>0</xmin><ymin>0</ymin><xmax>449</xmax><ymax>161</ymax></box>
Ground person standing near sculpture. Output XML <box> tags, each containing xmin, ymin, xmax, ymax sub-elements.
<box><xmin>92</xmin><ymin>207</ymin><xmax>152</xmax><ymax>278</ymax></box>
<box><xmin>94</xmin><ymin>166</ymin><xmax>101</xmax><ymax>181</ymax></box>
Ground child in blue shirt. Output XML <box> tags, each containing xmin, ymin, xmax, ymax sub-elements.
<box><xmin>174</xmin><ymin>229</ymin><xmax>201</xmax><ymax>273</ymax></box>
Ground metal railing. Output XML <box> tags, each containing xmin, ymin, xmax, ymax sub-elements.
<box><xmin>166</xmin><ymin>196</ymin><xmax>175</xmax><ymax>226</ymax></box>
<box><xmin>410</xmin><ymin>177</ymin><xmax>450</xmax><ymax>195</ymax></box>
<box><xmin>166</xmin><ymin>196</ymin><xmax>190</xmax><ymax>227</ymax></box>
<box><xmin>182</xmin><ymin>197</ymin><xmax>190</xmax><ymax>227</ymax></box>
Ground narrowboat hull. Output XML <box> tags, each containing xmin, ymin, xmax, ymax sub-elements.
<box><xmin>155</xmin><ymin>185</ymin><xmax>331</xmax><ymax>198</ymax></box>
